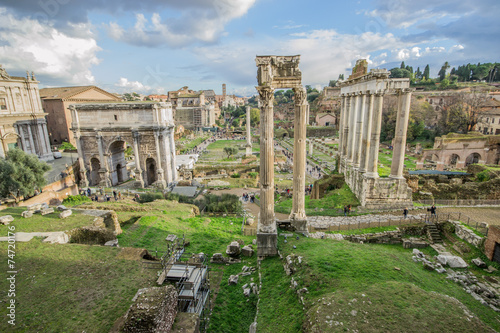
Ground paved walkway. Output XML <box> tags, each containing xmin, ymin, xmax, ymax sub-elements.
<box><xmin>307</xmin><ymin>213</ymin><xmax>427</xmax><ymax>229</ymax></box>
<box><xmin>0</xmin><ymin>231</ymin><xmax>69</xmax><ymax>244</ymax></box>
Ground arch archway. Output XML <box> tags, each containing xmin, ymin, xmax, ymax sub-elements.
<box><xmin>449</xmin><ymin>154</ymin><xmax>460</xmax><ymax>167</ymax></box>
<box><xmin>90</xmin><ymin>157</ymin><xmax>101</xmax><ymax>186</ymax></box>
<box><xmin>465</xmin><ymin>152</ymin><xmax>481</xmax><ymax>166</ymax></box>
<box><xmin>109</xmin><ymin>140</ymin><xmax>129</xmax><ymax>185</ymax></box>
<box><xmin>146</xmin><ymin>157</ymin><xmax>156</xmax><ymax>186</ymax></box>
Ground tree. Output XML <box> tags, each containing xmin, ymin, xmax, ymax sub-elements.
<box><xmin>250</xmin><ymin>108</ymin><xmax>260</xmax><ymax>126</ymax></box>
<box><xmin>338</xmin><ymin>74</ymin><xmax>344</xmax><ymax>80</ymax></box>
<box><xmin>232</xmin><ymin>119</ymin><xmax>240</xmax><ymax>127</ymax></box>
<box><xmin>389</xmin><ymin>68</ymin><xmax>411</xmax><ymax>78</ymax></box>
<box><xmin>438</xmin><ymin>61</ymin><xmax>450</xmax><ymax>81</ymax></box>
<box><xmin>223</xmin><ymin>147</ymin><xmax>238</xmax><ymax>159</ymax></box>
<box><xmin>423</xmin><ymin>65</ymin><xmax>430</xmax><ymax>80</ymax></box>
<box><xmin>0</xmin><ymin>149</ymin><xmax>50</xmax><ymax>202</ymax></box>
<box><xmin>328</xmin><ymin>80</ymin><xmax>337</xmax><ymax>87</ymax></box>
<box><xmin>400</xmin><ymin>61</ymin><xmax>406</xmax><ymax>69</ymax></box>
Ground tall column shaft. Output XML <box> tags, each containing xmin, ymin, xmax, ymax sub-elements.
<box><xmin>42</xmin><ymin>122</ymin><xmax>52</xmax><ymax>155</ymax></box>
<box><xmin>26</xmin><ymin>124</ymin><xmax>35</xmax><ymax>155</ymax></box>
<box><xmin>96</xmin><ymin>133</ymin><xmax>111</xmax><ymax>187</ymax></box>
<box><xmin>366</xmin><ymin>92</ymin><xmax>384</xmax><ymax>178</ymax></box>
<box><xmin>168</xmin><ymin>127</ymin><xmax>177</xmax><ymax>182</ymax></box>
<box><xmin>390</xmin><ymin>89</ymin><xmax>412</xmax><ymax>179</ymax></box>
<box><xmin>346</xmin><ymin>94</ymin><xmax>357</xmax><ymax>164</ymax></box>
<box><xmin>73</xmin><ymin>131</ymin><xmax>88</xmax><ymax>187</ymax></box>
<box><xmin>256</xmin><ymin>86</ymin><xmax>277</xmax><ymax>257</ymax></box>
<box><xmin>17</xmin><ymin>125</ymin><xmax>27</xmax><ymax>151</ymax></box>
<box><xmin>338</xmin><ymin>95</ymin><xmax>346</xmax><ymax>159</ymax></box>
<box><xmin>162</xmin><ymin>131</ymin><xmax>173</xmax><ymax>184</ymax></box>
<box><xmin>290</xmin><ymin>87</ymin><xmax>307</xmax><ymax>228</ymax></box>
<box><xmin>132</xmin><ymin>131</ymin><xmax>145</xmax><ymax>187</ymax></box>
<box><xmin>360</xmin><ymin>93</ymin><xmax>374</xmax><ymax>173</ymax></box>
<box><xmin>353</xmin><ymin>93</ymin><xmax>365</xmax><ymax>168</ymax></box>
<box><xmin>246</xmin><ymin>106</ymin><xmax>252</xmax><ymax>156</ymax></box>
<box><xmin>154</xmin><ymin>131</ymin><xmax>166</xmax><ymax>188</ymax></box>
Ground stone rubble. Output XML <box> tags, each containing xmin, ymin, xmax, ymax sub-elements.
<box><xmin>0</xmin><ymin>215</ymin><xmax>14</xmax><ymax>225</ymax></box>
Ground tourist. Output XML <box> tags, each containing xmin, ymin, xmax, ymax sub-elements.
<box><xmin>118</xmin><ymin>191</ymin><xmax>122</xmax><ymax>200</ymax></box>
<box><xmin>87</xmin><ymin>187</ymin><xmax>91</xmax><ymax>196</ymax></box>
<box><xmin>403</xmin><ymin>207</ymin><xmax>408</xmax><ymax>219</ymax></box>
<box><xmin>348</xmin><ymin>204</ymin><xmax>352</xmax><ymax>215</ymax></box>
<box><xmin>113</xmin><ymin>190</ymin><xmax>117</xmax><ymax>201</ymax></box>
<box><xmin>94</xmin><ymin>194</ymin><xmax>99</xmax><ymax>202</ymax></box>
<box><xmin>430</xmin><ymin>205</ymin><xmax>437</xmax><ymax>217</ymax></box>
<box><xmin>343</xmin><ymin>206</ymin><xmax>348</xmax><ymax>216</ymax></box>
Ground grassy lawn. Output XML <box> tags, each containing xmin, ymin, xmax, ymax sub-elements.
<box><xmin>177</xmin><ymin>135</ymin><xmax>211</xmax><ymax>153</ymax></box>
<box><xmin>378</xmin><ymin>148</ymin><xmax>417</xmax><ymax>177</ymax></box>
<box><xmin>275</xmin><ymin>184</ymin><xmax>360</xmax><ymax>216</ymax></box>
<box><xmin>0</xmin><ymin>239</ymin><xmax>156</xmax><ymax>332</ymax></box>
<box><xmin>257</xmin><ymin>233</ymin><xmax>500</xmax><ymax>332</ymax></box>
<box><xmin>0</xmin><ymin>207</ymin><xmax>95</xmax><ymax>233</ymax></box>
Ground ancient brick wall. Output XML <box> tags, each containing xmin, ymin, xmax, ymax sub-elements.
<box><xmin>484</xmin><ymin>225</ymin><xmax>500</xmax><ymax>261</ymax></box>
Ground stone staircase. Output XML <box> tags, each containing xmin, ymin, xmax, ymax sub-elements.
<box><xmin>426</xmin><ymin>224</ymin><xmax>443</xmax><ymax>244</ymax></box>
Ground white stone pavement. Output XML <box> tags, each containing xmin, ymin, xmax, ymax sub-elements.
<box><xmin>0</xmin><ymin>232</ymin><xmax>69</xmax><ymax>244</ymax></box>
<box><xmin>307</xmin><ymin>213</ymin><xmax>427</xmax><ymax>229</ymax></box>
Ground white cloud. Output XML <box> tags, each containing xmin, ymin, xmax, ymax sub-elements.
<box><xmin>106</xmin><ymin>0</ymin><xmax>256</xmax><ymax>47</ymax></box>
<box><xmin>0</xmin><ymin>9</ymin><xmax>100</xmax><ymax>85</ymax></box>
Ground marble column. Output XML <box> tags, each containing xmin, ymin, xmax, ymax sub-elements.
<box><xmin>390</xmin><ymin>89</ymin><xmax>412</xmax><ymax>179</ymax></box>
<box><xmin>132</xmin><ymin>131</ymin><xmax>145</xmax><ymax>187</ymax></box>
<box><xmin>42</xmin><ymin>122</ymin><xmax>52</xmax><ymax>155</ymax></box>
<box><xmin>26</xmin><ymin>124</ymin><xmax>35</xmax><ymax>155</ymax></box>
<box><xmin>289</xmin><ymin>87</ymin><xmax>308</xmax><ymax>232</ymax></box>
<box><xmin>168</xmin><ymin>126</ymin><xmax>177</xmax><ymax>182</ymax></box>
<box><xmin>353</xmin><ymin>92</ymin><xmax>365</xmax><ymax>168</ymax></box>
<box><xmin>245</xmin><ymin>106</ymin><xmax>252</xmax><ymax>156</ymax></box>
<box><xmin>37</xmin><ymin>122</ymin><xmax>49</xmax><ymax>157</ymax></box>
<box><xmin>154</xmin><ymin>131</ymin><xmax>167</xmax><ymax>188</ymax></box>
<box><xmin>256</xmin><ymin>86</ymin><xmax>277</xmax><ymax>257</ymax></box>
<box><xmin>346</xmin><ymin>94</ymin><xmax>357</xmax><ymax>165</ymax></box>
<box><xmin>162</xmin><ymin>130</ymin><xmax>173</xmax><ymax>184</ymax></box>
<box><xmin>360</xmin><ymin>92</ymin><xmax>374</xmax><ymax>173</ymax></box>
<box><xmin>365</xmin><ymin>91</ymin><xmax>384</xmax><ymax>178</ymax></box>
<box><xmin>73</xmin><ymin>130</ymin><xmax>88</xmax><ymax>187</ymax></box>
<box><xmin>309</xmin><ymin>140</ymin><xmax>313</xmax><ymax>155</ymax></box>
<box><xmin>16</xmin><ymin>124</ymin><xmax>26</xmax><ymax>151</ymax></box>
<box><xmin>96</xmin><ymin>133</ymin><xmax>111</xmax><ymax>187</ymax></box>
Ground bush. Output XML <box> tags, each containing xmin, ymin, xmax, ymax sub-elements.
<box><xmin>248</xmin><ymin>172</ymin><xmax>258</xmax><ymax>179</ymax></box>
<box><xmin>476</xmin><ymin>170</ymin><xmax>491</xmax><ymax>182</ymax></box>
<box><xmin>231</xmin><ymin>173</ymin><xmax>241</xmax><ymax>178</ymax></box>
<box><xmin>138</xmin><ymin>192</ymin><xmax>164</xmax><ymax>203</ymax></box>
<box><xmin>165</xmin><ymin>192</ymin><xmax>195</xmax><ymax>204</ymax></box>
<box><xmin>197</xmin><ymin>193</ymin><xmax>242</xmax><ymax>214</ymax></box>
<box><xmin>63</xmin><ymin>194</ymin><xmax>91</xmax><ymax>206</ymax></box>
<box><xmin>59</xmin><ymin>142</ymin><xmax>76</xmax><ymax>151</ymax></box>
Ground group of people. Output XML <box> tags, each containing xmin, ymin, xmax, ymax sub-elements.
<box><xmin>241</xmin><ymin>193</ymin><xmax>255</xmax><ymax>203</ymax></box>
<box><xmin>81</xmin><ymin>187</ymin><xmax>122</xmax><ymax>202</ymax></box>
<box><xmin>343</xmin><ymin>204</ymin><xmax>352</xmax><ymax>216</ymax></box>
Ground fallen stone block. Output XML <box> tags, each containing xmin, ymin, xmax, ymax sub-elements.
<box><xmin>21</xmin><ymin>211</ymin><xmax>33</xmax><ymax>218</ymax></box>
<box><xmin>0</xmin><ymin>215</ymin><xmax>14</xmax><ymax>225</ymax></box>
<box><xmin>56</xmin><ymin>205</ymin><xmax>68</xmax><ymax>211</ymax></box>
<box><xmin>228</xmin><ymin>275</ymin><xmax>239</xmax><ymax>285</ymax></box>
<box><xmin>241</xmin><ymin>245</ymin><xmax>254</xmax><ymax>257</ymax></box>
<box><xmin>226</xmin><ymin>241</ymin><xmax>241</xmax><ymax>257</ymax></box>
<box><xmin>40</xmin><ymin>208</ymin><xmax>54</xmax><ymax>215</ymax></box>
<box><xmin>59</xmin><ymin>209</ymin><xmax>72</xmax><ymax>219</ymax></box>
<box><xmin>436</xmin><ymin>255</ymin><xmax>468</xmax><ymax>268</ymax></box>
<box><xmin>471</xmin><ymin>257</ymin><xmax>487</xmax><ymax>268</ymax></box>
<box><xmin>104</xmin><ymin>239</ymin><xmax>119</xmax><ymax>247</ymax></box>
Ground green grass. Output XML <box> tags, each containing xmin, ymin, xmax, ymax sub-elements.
<box><xmin>0</xmin><ymin>238</ymin><xmax>156</xmax><ymax>332</ymax></box>
<box><xmin>0</xmin><ymin>207</ymin><xmax>95</xmax><ymax>233</ymax></box>
<box><xmin>275</xmin><ymin>184</ymin><xmax>360</xmax><ymax>216</ymax></box>
<box><xmin>255</xmin><ymin>234</ymin><xmax>500</xmax><ymax>332</ymax></box>
<box><xmin>377</xmin><ymin>148</ymin><xmax>417</xmax><ymax>177</ymax></box>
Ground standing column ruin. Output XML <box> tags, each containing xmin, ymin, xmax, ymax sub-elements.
<box><xmin>154</xmin><ymin>131</ymin><xmax>167</xmax><ymax>188</ymax></box>
<box><xmin>359</xmin><ymin>92</ymin><xmax>374</xmax><ymax>173</ymax></box>
<box><xmin>132</xmin><ymin>131</ymin><xmax>145</xmax><ymax>187</ymax></box>
<box><xmin>245</xmin><ymin>106</ymin><xmax>252</xmax><ymax>157</ymax></box>
<box><xmin>256</xmin><ymin>86</ymin><xmax>277</xmax><ymax>257</ymax></box>
<box><xmin>365</xmin><ymin>91</ymin><xmax>384</xmax><ymax>178</ymax></box>
<box><xmin>390</xmin><ymin>88</ymin><xmax>412</xmax><ymax>179</ymax></box>
<box><xmin>289</xmin><ymin>87</ymin><xmax>308</xmax><ymax>230</ymax></box>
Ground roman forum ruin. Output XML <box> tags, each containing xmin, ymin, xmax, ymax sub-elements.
<box><xmin>255</xmin><ymin>55</ymin><xmax>309</xmax><ymax>257</ymax></box>
<box><xmin>338</xmin><ymin>60</ymin><xmax>413</xmax><ymax>208</ymax></box>
<box><xmin>246</xmin><ymin>106</ymin><xmax>252</xmax><ymax>157</ymax></box>
<box><xmin>70</xmin><ymin>102</ymin><xmax>177</xmax><ymax>189</ymax></box>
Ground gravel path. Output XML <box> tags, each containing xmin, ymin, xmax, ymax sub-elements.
<box><xmin>429</xmin><ymin>207</ymin><xmax>500</xmax><ymax>226</ymax></box>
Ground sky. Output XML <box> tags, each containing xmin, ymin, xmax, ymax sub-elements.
<box><xmin>0</xmin><ymin>0</ymin><xmax>498</xmax><ymax>97</ymax></box>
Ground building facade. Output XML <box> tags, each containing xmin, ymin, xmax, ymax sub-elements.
<box><xmin>0</xmin><ymin>65</ymin><xmax>53</xmax><ymax>160</ymax></box>
<box><xmin>40</xmin><ymin>86</ymin><xmax>121</xmax><ymax>146</ymax></box>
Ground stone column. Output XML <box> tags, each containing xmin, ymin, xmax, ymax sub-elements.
<box><xmin>256</xmin><ymin>86</ymin><xmax>277</xmax><ymax>257</ymax></box>
<box><xmin>73</xmin><ymin>130</ymin><xmax>88</xmax><ymax>187</ymax></box>
<box><xmin>338</xmin><ymin>94</ymin><xmax>346</xmax><ymax>158</ymax></box>
<box><xmin>309</xmin><ymin>140</ymin><xmax>313</xmax><ymax>155</ymax></box>
<box><xmin>132</xmin><ymin>131</ymin><xmax>145</xmax><ymax>187</ymax></box>
<box><xmin>168</xmin><ymin>126</ymin><xmax>177</xmax><ymax>182</ymax></box>
<box><xmin>346</xmin><ymin>93</ymin><xmax>357</xmax><ymax>165</ymax></box>
<box><xmin>245</xmin><ymin>106</ymin><xmax>252</xmax><ymax>157</ymax></box>
<box><xmin>353</xmin><ymin>92</ymin><xmax>365</xmax><ymax>168</ymax></box>
<box><xmin>365</xmin><ymin>91</ymin><xmax>384</xmax><ymax>178</ymax></box>
<box><xmin>16</xmin><ymin>124</ymin><xmax>27</xmax><ymax>151</ymax></box>
<box><xmin>154</xmin><ymin>131</ymin><xmax>167</xmax><ymax>188</ymax></box>
<box><xmin>162</xmin><ymin>130</ymin><xmax>173</xmax><ymax>184</ymax></box>
<box><xmin>26</xmin><ymin>124</ymin><xmax>36</xmax><ymax>155</ymax></box>
<box><xmin>390</xmin><ymin>89</ymin><xmax>412</xmax><ymax>179</ymax></box>
<box><xmin>37</xmin><ymin>122</ymin><xmax>51</xmax><ymax>159</ymax></box>
<box><xmin>96</xmin><ymin>133</ymin><xmax>111</xmax><ymax>187</ymax></box>
<box><xmin>289</xmin><ymin>87</ymin><xmax>308</xmax><ymax>232</ymax></box>
<box><xmin>42</xmin><ymin>122</ymin><xmax>52</xmax><ymax>155</ymax></box>
<box><xmin>360</xmin><ymin>92</ymin><xmax>374</xmax><ymax>173</ymax></box>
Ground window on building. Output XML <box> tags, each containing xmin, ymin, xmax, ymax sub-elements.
<box><xmin>114</xmin><ymin>115</ymin><xmax>118</xmax><ymax>121</ymax></box>
<box><xmin>0</xmin><ymin>97</ymin><xmax>7</xmax><ymax>110</ymax></box>
<box><xmin>492</xmin><ymin>118</ymin><xmax>495</xmax><ymax>123</ymax></box>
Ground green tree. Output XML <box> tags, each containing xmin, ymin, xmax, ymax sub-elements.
<box><xmin>223</xmin><ymin>147</ymin><xmax>239</xmax><ymax>159</ymax></box>
<box><xmin>423</xmin><ymin>65</ymin><xmax>430</xmax><ymax>80</ymax></box>
<box><xmin>389</xmin><ymin>68</ymin><xmax>411</xmax><ymax>78</ymax></box>
<box><xmin>232</xmin><ymin>119</ymin><xmax>240</xmax><ymax>127</ymax></box>
<box><xmin>440</xmin><ymin>78</ymin><xmax>450</xmax><ymax>89</ymax></box>
<box><xmin>438</xmin><ymin>61</ymin><xmax>450</xmax><ymax>81</ymax></box>
<box><xmin>338</xmin><ymin>74</ymin><xmax>344</xmax><ymax>80</ymax></box>
<box><xmin>250</xmin><ymin>108</ymin><xmax>260</xmax><ymax>126</ymax></box>
<box><xmin>400</xmin><ymin>61</ymin><xmax>406</xmax><ymax>69</ymax></box>
<box><xmin>329</xmin><ymin>80</ymin><xmax>337</xmax><ymax>87</ymax></box>
<box><xmin>0</xmin><ymin>149</ymin><xmax>50</xmax><ymax>202</ymax></box>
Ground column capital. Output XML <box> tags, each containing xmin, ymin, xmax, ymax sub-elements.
<box><xmin>255</xmin><ymin>86</ymin><xmax>274</xmax><ymax>108</ymax></box>
<box><xmin>293</xmin><ymin>87</ymin><xmax>307</xmax><ymax>105</ymax></box>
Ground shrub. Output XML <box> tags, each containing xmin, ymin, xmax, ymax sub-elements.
<box><xmin>138</xmin><ymin>192</ymin><xmax>164</xmax><ymax>203</ymax></box>
<box><xmin>63</xmin><ymin>194</ymin><xmax>91</xmax><ymax>206</ymax></box>
<box><xmin>476</xmin><ymin>170</ymin><xmax>491</xmax><ymax>182</ymax></box>
<box><xmin>59</xmin><ymin>142</ymin><xmax>76</xmax><ymax>151</ymax></box>
<box><xmin>248</xmin><ymin>172</ymin><xmax>258</xmax><ymax>179</ymax></box>
<box><xmin>231</xmin><ymin>173</ymin><xmax>241</xmax><ymax>178</ymax></box>
<box><xmin>197</xmin><ymin>193</ymin><xmax>242</xmax><ymax>214</ymax></box>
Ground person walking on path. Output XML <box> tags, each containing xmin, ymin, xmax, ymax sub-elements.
<box><xmin>343</xmin><ymin>205</ymin><xmax>348</xmax><ymax>217</ymax></box>
<box><xmin>348</xmin><ymin>204</ymin><xmax>352</xmax><ymax>215</ymax></box>
<box><xmin>403</xmin><ymin>207</ymin><xmax>408</xmax><ymax>219</ymax></box>
<box><xmin>430</xmin><ymin>205</ymin><xmax>437</xmax><ymax>217</ymax></box>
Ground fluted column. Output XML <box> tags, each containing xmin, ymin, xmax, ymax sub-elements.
<box><xmin>290</xmin><ymin>87</ymin><xmax>308</xmax><ymax>230</ymax></box>
<box><xmin>168</xmin><ymin>126</ymin><xmax>177</xmax><ymax>182</ymax></box>
<box><xmin>16</xmin><ymin>124</ymin><xmax>27</xmax><ymax>152</ymax></box>
<box><xmin>256</xmin><ymin>85</ymin><xmax>277</xmax><ymax>257</ymax></box>
<box><xmin>132</xmin><ymin>131</ymin><xmax>145</xmax><ymax>187</ymax></box>
<box><xmin>162</xmin><ymin>130</ymin><xmax>173</xmax><ymax>184</ymax></box>
<box><xmin>360</xmin><ymin>92</ymin><xmax>374</xmax><ymax>173</ymax></box>
<box><xmin>246</xmin><ymin>106</ymin><xmax>252</xmax><ymax>156</ymax></box>
<box><xmin>353</xmin><ymin>92</ymin><xmax>365</xmax><ymax>168</ymax></box>
<box><xmin>42</xmin><ymin>122</ymin><xmax>52</xmax><ymax>155</ymax></box>
<box><xmin>365</xmin><ymin>91</ymin><xmax>384</xmax><ymax>178</ymax></box>
<box><xmin>73</xmin><ymin>130</ymin><xmax>88</xmax><ymax>187</ymax></box>
<box><xmin>338</xmin><ymin>94</ymin><xmax>346</xmax><ymax>157</ymax></box>
<box><xmin>346</xmin><ymin>93</ymin><xmax>357</xmax><ymax>165</ymax></box>
<box><xmin>154</xmin><ymin>131</ymin><xmax>167</xmax><ymax>188</ymax></box>
<box><xmin>96</xmin><ymin>132</ymin><xmax>111</xmax><ymax>187</ymax></box>
<box><xmin>26</xmin><ymin>124</ymin><xmax>35</xmax><ymax>155</ymax></box>
<box><xmin>390</xmin><ymin>89</ymin><xmax>412</xmax><ymax>179</ymax></box>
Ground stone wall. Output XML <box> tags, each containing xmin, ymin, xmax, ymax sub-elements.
<box><xmin>484</xmin><ymin>225</ymin><xmax>500</xmax><ymax>262</ymax></box>
<box><xmin>451</xmin><ymin>221</ymin><xmax>485</xmax><ymax>248</ymax></box>
<box><xmin>121</xmin><ymin>285</ymin><xmax>178</xmax><ymax>333</ymax></box>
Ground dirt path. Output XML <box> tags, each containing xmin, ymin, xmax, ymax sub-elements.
<box><xmin>430</xmin><ymin>206</ymin><xmax>500</xmax><ymax>226</ymax></box>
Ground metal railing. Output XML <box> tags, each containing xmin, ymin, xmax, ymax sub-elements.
<box><xmin>415</xmin><ymin>199</ymin><xmax>500</xmax><ymax>206</ymax></box>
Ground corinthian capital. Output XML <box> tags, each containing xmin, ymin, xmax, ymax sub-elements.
<box><xmin>256</xmin><ymin>86</ymin><xmax>274</xmax><ymax>108</ymax></box>
<box><xmin>293</xmin><ymin>87</ymin><xmax>307</xmax><ymax>105</ymax></box>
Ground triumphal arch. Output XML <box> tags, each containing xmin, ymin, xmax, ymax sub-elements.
<box><xmin>338</xmin><ymin>60</ymin><xmax>412</xmax><ymax>208</ymax></box>
<box><xmin>70</xmin><ymin>102</ymin><xmax>177</xmax><ymax>189</ymax></box>
<box><xmin>256</xmin><ymin>55</ymin><xmax>309</xmax><ymax>257</ymax></box>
